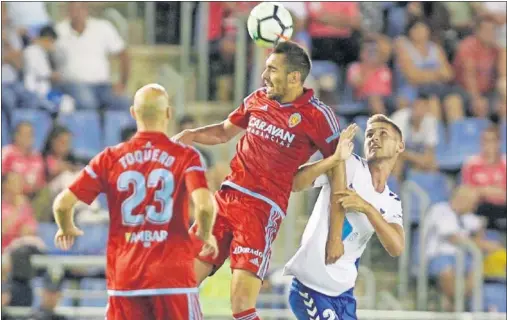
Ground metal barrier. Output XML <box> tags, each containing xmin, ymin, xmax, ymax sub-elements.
<box><xmin>459</xmin><ymin>239</ymin><xmax>484</xmax><ymax>312</ymax></box>
<box><xmin>179</xmin><ymin>2</ymin><xmax>194</xmax><ymax>75</ymax></box>
<box><xmin>398</xmin><ymin>181</ymin><xmax>429</xmax><ymax>301</ymax></box>
<box><xmin>233</xmin><ymin>18</ymin><xmax>248</xmax><ymax>109</ymax></box>
<box><xmin>196</xmin><ymin>2</ymin><xmax>210</xmax><ymax>101</ymax></box>
<box><xmin>144</xmin><ymin>2</ymin><xmax>156</xmax><ymax>45</ymax></box>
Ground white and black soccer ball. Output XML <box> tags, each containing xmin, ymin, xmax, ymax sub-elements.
<box><xmin>247</xmin><ymin>2</ymin><xmax>293</xmax><ymax>48</ymax></box>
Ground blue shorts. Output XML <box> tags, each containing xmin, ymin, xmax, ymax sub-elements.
<box><xmin>289</xmin><ymin>278</ymin><xmax>357</xmax><ymax>320</ymax></box>
<box><xmin>428</xmin><ymin>255</ymin><xmax>473</xmax><ymax>277</ymax></box>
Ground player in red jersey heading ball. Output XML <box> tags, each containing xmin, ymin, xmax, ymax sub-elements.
<box><xmin>52</xmin><ymin>84</ymin><xmax>218</xmax><ymax>320</ymax></box>
<box><xmin>174</xmin><ymin>41</ymin><xmax>345</xmax><ymax>320</ymax></box>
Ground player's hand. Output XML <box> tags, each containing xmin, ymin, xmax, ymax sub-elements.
<box><xmin>334</xmin><ymin>189</ymin><xmax>372</xmax><ymax>213</ymax></box>
<box><xmin>325</xmin><ymin>239</ymin><xmax>344</xmax><ymax>265</ymax></box>
<box><xmin>54</xmin><ymin>227</ymin><xmax>84</xmax><ymax>251</ymax></box>
<box><xmin>198</xmin><ymin>235</ymin><xmax>219</xmax><ymax>259</ymax></box>
<box><xmin>172</xmin><ymin>129</ymin><xmax>195</xmax><ymax>146</ymax></box>
<box><xmin>332</xmin><ymin>124</ymin><xmax>358</xmax><ymax>162</ymax></box>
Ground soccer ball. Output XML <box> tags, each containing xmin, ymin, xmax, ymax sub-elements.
<box><xmin>247</xmin><ymin>2</ymin><xmax>293</xmax><ymax>48</ymax></box>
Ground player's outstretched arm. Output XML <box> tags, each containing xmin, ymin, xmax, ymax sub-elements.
<box><xmin>173</xmin><ymin>120</ymin><xmax>244</xmax><ymax>146</ymax></box>
<box><xmin>52</xmin><ymin>189</ymin><xmax>84</xmax><ymax>251</ymax></box>
<box><xmin>191</xmin><ymin>188</ymin><xmax>219</xmax><ymax>258</ymax></box>
<box><xmin>292</xmin><ymin>124</ymin><xmax>357</xmax><ymax>192</ymax></box>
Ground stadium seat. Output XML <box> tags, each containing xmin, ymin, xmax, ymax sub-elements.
<box><xmin>437</xmin><ymin>118</ymin><xmax>490</xmax><ymax>170</ymax></box>
<box><xmin>352</xmin><ymin>116</ymin><xmax>369</xmax><ymax>156</ymax></box>
<box><xmin>404</xmin><ymin>169</ymin><xmax>452</xmax><ymax>224</ymax></box>
<box><xmin>10</xmin><ymin>109</ymin><xmax>53</xmax><ymax>152</ymax></box>
<box><xmin>57</xmin><ymin>111</ymin><xmax>102</xmax><ymax>159</ymax></box>
<box><xmin>80</xmin><ymin>278</ymin><xmax>107</xmax><ymax>307</ymax></box>
<box><xmin>104</xmin><ymin>110</ymin><xmax>136</xmax><ymax>146</ymax></box>
<box><xmin>1</xmin><ymin>111</ymin><xmax>10</xmax><ymax>147</ymax></box>
<box><xmin>484</xmin><ymin>282</ymin><xmax>507</xmax><ymax>312</ymax></box>
<box><xmin>37</xmin><ymin>222</ymin><xmax>60</xmax><ymax>253</ymax></box>
<box><xmin>500</xmin><ymin>120</ymin><xmax>506</xmax><ymax>154</ymax></box>
<box><xmin>75</xmin><ymin>224</ymin><xmax>108</xmax><ymax>255</ymax></box>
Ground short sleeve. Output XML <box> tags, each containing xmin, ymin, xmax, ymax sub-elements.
<box><xmin>227</xmin><ymin>103</ymin><xmax>250</xmax><ymax>129</ymax></box>
<box><xmin>184</xmin><ymin>150</ymin><xmax>209</xmax><ymax>194</ymax></box>
<box><xmin>103</xmin><ymin>20</ymin><xmax>126</xmax><ymax>55</ymax></box>
<box><xmin>308</xmin><ymin>98</ymin><xmax>341</xmax><ymax>158</ymax></box>
<box><xmin>383</xmin><ymin>197</ymin><xmax>403</xmax><ymax>227</ymax></box>
<box><xmin>68</xmin><ymin>150</ymin><xmax>109</xmax><ymax>205</ymax></box>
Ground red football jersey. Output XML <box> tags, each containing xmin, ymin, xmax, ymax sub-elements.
<box><xmin>68</xmin><ymin>131</ymin><xmax>208</xmax><ymax>295</ymax></box>
<box><xmin>226</xmin><ymin>88</ymin><xmax>340</xmax><ymax>213</ymax></box>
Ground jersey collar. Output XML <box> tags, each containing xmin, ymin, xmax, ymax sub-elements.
<box><xmin>133</xmin><ymin>131</ymin><xmax>170</xmax><ymax>141</ymax></box>
<box><xmin>279</xmin><ymin>88</ymin><xmax>314</xmax><ymax>108</ymax></box>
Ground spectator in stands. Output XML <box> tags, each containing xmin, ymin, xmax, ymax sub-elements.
<box><xmin>443</xmin><ymin>3</ymin><xmax>480</xmax><ymax>39</ymax></box>
<box><xmin>2</xmin><ymin>236</ymin><xmax>46</xmax><ymax>307</ymax></box>
<box><xmin>305</xmin><ymin>2</ymin><xmax>361</xmax><ymax>68</ymax></box>
<box><xmin>477</xmin><ymin>2</ymin><xmax>507</xmax><ymax>49</ymax></box>
<box><xmin>30</xmin><ymin>269</ymin><xmax>67</xmax><ymax>320</ymax></box>
<box><xmin>424</xmin><ymin>185</ymin><xmax>505</xmax><ymax>311</ymax></box>
<box><xmin>453</xmin><ymin>17</ymin><xmax>504</xmax><ymax>118</ymax></box>
<box><xmin>1</xmin><ymin>122</ymin><xmax>46</xmax><ymax>197</ymax></box>
<box><xmin>461</xmin><ymin>125</ymin><xmax>506</xmax><ymax>232</ymax></box>
<box><xmin>394</xmin><ymin>18</ymin><xmax>464</xmax><ymax>123</ymax></box>
<box><xmin>6</xmin><ymin>2</ymin><xmax>51</xmax><ymax>42</ymax></box>
<box><xmin>391</xmin><ymin>93</ymin><xmax>439</xmax><ymax>181</ymax></box>
<box><xmin>497</xmin><ymin>77</ymin><xmax>507</xmax><ymax>122</ymax></box>
<box><xmin>346</xmin><ymin>38</ymin><xmax>393</xmax><ymax>115</ymax></box>
<box><xmin>42</xmin><ymin>125</ymin><xmax>80</xmax><ymax>182</ymax></box>
<box><xmin>1</xmin><ymin>172</ymin><xmax>38</xmax><ymax>252</ymax></box>
<box><xmin>54</xmin><ymin>2</ymin><xmax>131</xmax><ymax>110</ymax></box>
<box><xmin>23</xmin><ymin>26</ymin><xmax>61</xmax><ymax>100</ymax></box>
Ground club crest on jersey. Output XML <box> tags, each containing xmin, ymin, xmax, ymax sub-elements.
<box><xmin>288</xmin><ymin>113</ymin><xmax>301</xmax><ymax>128</ymax></box>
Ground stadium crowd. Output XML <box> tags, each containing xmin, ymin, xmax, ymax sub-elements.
<box><xmin>1</xmin><ymin>1</ymin><xmax>506</xmax><ymax>318</ymax></box>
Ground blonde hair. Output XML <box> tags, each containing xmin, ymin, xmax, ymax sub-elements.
<box><xmin>367</xmin><ymin>114</ymin><xmax>403</xmax><ymax>141</ymax></box>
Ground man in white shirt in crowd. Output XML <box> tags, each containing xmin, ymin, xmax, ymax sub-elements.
<box><xmin>23</xmin><ymin>26</ymin><xmax>61</xmax><ymax>99</ymax></box>
<box><xmin>391</xmin><ymin>93</ymin><xmax>439</xmax><ymax>181</ymax></box>
<box><xmin>424</xmin><ymin>185</ymin><xmax>504</xmax><ymax>310</ymax></box>
<box><xmin>54</xmin><ymin>2</ymin><xmax>130</xmax><ymax>110</ymax></box>
<box><xmin>285</xmin><ymin>115</ymin><xmax>406</xmax><ymax>320</ymax></box>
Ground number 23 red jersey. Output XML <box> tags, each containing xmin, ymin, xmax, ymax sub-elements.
<box><xmin>68</xmin><ymin>132</ymin><xmax>208</xmax><ymax>296</ymax></box>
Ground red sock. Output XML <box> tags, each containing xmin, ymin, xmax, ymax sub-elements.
<box><xmin>233</xmin><ymin>308</ymin><xmax>260</xmax><ymax>320</ymax></box>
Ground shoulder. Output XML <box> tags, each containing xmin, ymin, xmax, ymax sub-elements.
<box><xmin>244</xmin><ymin>88</ymin><xmax>267</xmax><ymax>108</ymax></box>
<box><xmin>306</xmin><ymin>96</ymin><xmax>340</xmax><ymax>127</ymax></box>
<box><xmin>463</xmin><ymin>154</ymin><xmax>483</xmax><ymax>168</ymax></box>
<box><xmin>2</xmin><ymin>145</ymin><xmax>18</xmax><ymax>158</ymax></box>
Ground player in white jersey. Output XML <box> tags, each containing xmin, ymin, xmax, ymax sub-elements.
<box><xmin>284</xmin><ymin>115</ymin><xmax>406</xmax><ymax>320</ymax></box>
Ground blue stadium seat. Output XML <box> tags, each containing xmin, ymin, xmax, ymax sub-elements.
<box><xmin>11</xmin><ymin>109</ymin><xmax>53</xmax><ymax>152</ymax></box>
<box><xmin>104</xmin><ymin>110</ymin><xmax>136</xmax><ymax>146</ymax></box>
<box><xmin>37</xmin><ymin>222</ymin><xmax>60</xmax><ymax>253</ymax></box>
<box><xmin>337</xmin><ymin>116</ymin><xmax>348</xmax><ymax>131</ymax></box>
<box><xmin>80</xmin><ymin>278</ymin><xmax>107</xmax><ymax>307</ymax></box>
<box><xmin>75</xmin><ymin>224</ymin><xmax>108</xmax><ymax>255</ymax></box>
<box><xmin>354</xmin><ymin>116</ymin><xmax>368</xmax><ymax>133</ymax></box>
<box><xmin>2</xmin><ymin>111</ymin><xmax>10</xmax><ymax>147</ymax></box>
<box><xmin>404</xmin><ymin>170</ymin><xmax>452</xmax><ymax>223</ymax></box>
<box><xmin>353</xmin><ymin>116</ymin><xmax>369</xmax><ymax>156</ymax></box>
<box><xmin>484</xmin><ymin>282</ymin><xmax>507</xmax><ymax>312</ymax></box>
<box><xmin>437</xmin><ymin>118</ymin><xmax>490</xmax><ymax>170</ymax></box>
<box><xmin>57</xmin><ymin>111</ymin><xmax>102</xmax><ymax>159</ymax></box>
<box><xmin>500</xmin><ymin>120</ymin><xmax>506</xmax><ymax>154</ymax></box>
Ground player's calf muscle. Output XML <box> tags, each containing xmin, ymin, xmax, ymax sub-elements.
<box><xmin>231</xmin><ymin>269</ymin><xmax>262</xmax><ymax>313</ymax></box>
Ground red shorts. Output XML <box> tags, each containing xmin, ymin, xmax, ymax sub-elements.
<box><xmin>191</xmin><ymin>187</ymin><xmax>285</xmax><ymax>280</ymax></box>
<box><xmin>106</xmin><ymin>293</ymin><xmax>202</xmax><ymax>320</ymax></box>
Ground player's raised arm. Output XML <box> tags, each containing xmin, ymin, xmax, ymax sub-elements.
<box><xmin>292</xmin><ymin>124</ymin><xmax>357</xmax><ymax>192</ymax></box>
<box><xmin>173</xmin><ymin>120</ymin><xmax>244</xmax><ymax>146</ymax></box>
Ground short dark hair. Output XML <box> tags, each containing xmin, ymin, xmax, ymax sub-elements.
<box><xmin>39</xmin><ymin>25</ymin><xmax>58</xmax><ymax>40</ymax></box>
<box><xmin>367</xmin><ymin>114</ymin><xmax>403</xmax><ymax>141</ymax></box>
<box><xmin>273</xmin><ymin>41</ymin><xmax>312</xmax><ymax>83</ymax></box>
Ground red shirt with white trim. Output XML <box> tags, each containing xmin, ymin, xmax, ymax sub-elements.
<box><xmin>68</xmin><ymin>132</ymin><xmax>208</xmax><ymax>293</ymax></box>
<box><xmin>1</xmin><ymin>144</ymin><xmax>46</xmax><ymax>195</ymax></box>
<box><xmin>226</xmin><ymin>88</ymin><xmax>340</xmax><ymax>212</ymax></box>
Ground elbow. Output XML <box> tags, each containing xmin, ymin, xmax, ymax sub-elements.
<box><xmin>387</xmin><ymin>243</ymin><xmax>405</xmax><ymax>257</ymax></box>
